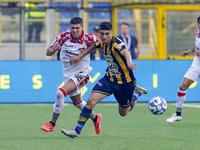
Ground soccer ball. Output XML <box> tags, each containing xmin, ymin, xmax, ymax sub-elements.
<box><xmin>148</xmin><ymin>96</ymin><xmax>167</xmax><ymax>115</ymax></box>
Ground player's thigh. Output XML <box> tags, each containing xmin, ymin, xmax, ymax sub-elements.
<box><xmin>113</xmin><ymin>81</ymin><xmax>135</xmax><ymax>108</ymax></box>
<box><xmin>62</xmin><ymin>79</ymin><xmax>77</xmax><ymax>94</ymax></box>
<box><xmin>180</xmin><ymin>77</ymin><xmax>194</xmax><ymax>90</ymax></box>
<box><xmin>86</xmin><ymin>76</ymin><xmax>112</xmax><ymax>109</ymax></box>
<box><xmin>182</xmin><ymin>68</ymin><xmax>199</xmax><ymax>90</ymax></box>
<box><xmin>63</xmin><ymin>71</ymin><xmax>90</xmax><ymax>95</ymax></box>
<box><xmin>86</xmin><ymin>93</ymin><xmax>107</xmax><ymax>109</ymax></box>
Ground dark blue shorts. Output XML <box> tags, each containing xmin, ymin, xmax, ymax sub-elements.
<box><xmin>92</xmin><ymin>75</ymin><xmax>136</xmax><ymax>108</ymax></box>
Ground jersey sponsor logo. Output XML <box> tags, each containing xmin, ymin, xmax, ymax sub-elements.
<box><xmin>104</xmin><ymin>55</ymin><xmax>113</xmax><ymax>61</ymax></box>
<box><xmin>65</xmin><ymin>50</ymin><xmax>78</xmax><ymax>57</ymax></box>
<box><xmin>66</xmin><ymin>45</ymin><xmax>73</xmax><ymax>47</ymax></box>
<box><xmin>108</xmin><ymin>62</ymin><xmax>122</xmax><ymax>76</ymax></box>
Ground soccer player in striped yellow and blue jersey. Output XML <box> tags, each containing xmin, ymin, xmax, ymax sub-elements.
<box><xmin>61</xmin><ymin>22</ymin><xmax>148</xmax><ymax>138</ymax></box>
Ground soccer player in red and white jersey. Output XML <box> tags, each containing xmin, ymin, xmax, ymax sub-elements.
<box><xmin>41</xmin><ymin>17</ymin><xmax>102</xmax><ymax>134</ymax></box>
<box><xmin>166</xmin><ymin>16</ymin><xmax>200</xmax><ymax>123</ymax></box>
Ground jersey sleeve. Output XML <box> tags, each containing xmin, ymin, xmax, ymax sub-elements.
<box><xmin>114</xmin><ymin>38</ymin><xmax>127</xmax><ymax>52</ymax></box>
<box><xmin>49</xmin><ymin>31</ymin><xmax>67</xmax><ymax>48</ymax></box>
<box><xmin>85</xmin><ymin>34</ymin><xmax>99</xmax><ymax>47</ymax></box>
<box><xmin>95</xmin><ymin>40</ymin><xmax>103</xmax><ymax>49</ymax></box>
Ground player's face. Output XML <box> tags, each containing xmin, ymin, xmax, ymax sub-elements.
<box><xmin>100</xmin><ymin>30</ymin><xmax>113</xmax><ymax>44</ymax></box>
<box><xmin>93</xmin><ymin>30</ymin><xmax>100</xmax><ymax>38</ymax></box>
<box><xmin>120</xmin><ymin>24</ymin><xmax>130</xmax><ymax>36</ymax></box>
<box><xmin>70</xmin><ymin>23</ymin><xmax>83</xmax><ymax>39</ymax></box>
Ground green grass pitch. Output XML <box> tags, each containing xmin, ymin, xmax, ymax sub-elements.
<box><xmin>1</xmin><ymin>103</ymin><xmax>200</xmax><ymax>150</ymax></box>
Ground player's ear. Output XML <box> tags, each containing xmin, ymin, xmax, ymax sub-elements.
<box><xmin>111</xmin><ymin>31</ymin><xmax>113</xmax><ymax>36</ymax></box>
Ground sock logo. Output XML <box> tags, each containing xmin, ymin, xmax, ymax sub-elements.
<box><xmin>78</xmin><ymin>115</ymin><xmax>87</xmax><ymax>122</ymax></box>
<box><xmin>55</xmin><ymin>104</ymin><xmax>60</xmax><ymax>108</ymax></box>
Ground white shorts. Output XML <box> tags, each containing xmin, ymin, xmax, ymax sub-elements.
<box><xmin>184</xmin><ymin>67</ymin><xmax>200</xmax><ymax>81</ymax></box>
<box><xmin>63</xmin><ymin>67</ymin><xmax>92</xmax><ymax>97</ymax></box>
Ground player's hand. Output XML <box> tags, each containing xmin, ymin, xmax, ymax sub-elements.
<box><xmin>127</xmin><ymin>62</ymin><xmax>138</xmax><ymax>70</ymax></box>
<box><xmin>53</xmin><ymin>43</ymin><xmax>61</xmax><ymax>51</ymax></box>
<box><xmin>181</xmin><ymin>50</ymin><xmax>190</xmax><ymax>57</ymax></box>
<box><xmin>70</xmin><ymin>55</ymin><xmax>81</xmax><ymax>66</ymax></box>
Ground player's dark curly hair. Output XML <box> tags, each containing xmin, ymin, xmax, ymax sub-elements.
<box><xmin>70</xmin><ymin>17</ymin><xmax>83</xmax><ymax>26</ymax></box>
<box><xmin>100</xmin><ymin>22</ymin><xmax>112</xmax><ymax>31</ymax></box>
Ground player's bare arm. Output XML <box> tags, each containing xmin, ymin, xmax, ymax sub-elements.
<box><xmin>181</xmin><ymin>47</ymin><xmax>195</xmax><ymax>57</ymax></box>
<box><xmin>46</xmin><ymin>43</ymin><xmax>61</xmax><ymax>56</ymax></box>
<box><xmin>70</xmin><ymin>43</ymin><xmax>96</xmax><ymax>66</ymax></box>
<box><xmin>120</xmin><ymin>49</ymin><xmax>138</xmax><ymax>70</ymax></box>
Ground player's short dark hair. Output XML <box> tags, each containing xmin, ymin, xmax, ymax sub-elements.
<box><xmin>197</xmin><ymin>16</ymin><xmax>200</xmax><ymax>23</ymax></box>
<box><xmin>70</xmin><ymin>17</ymin><xmax>83</xmax><ymax>26</ymax></box>
<box><xmin>100</xmin><ymin>22</ymin><xmax>112</xmax><ymax>31</ymax></box>
<box><xmin>120</xmin><ymin>22</ymin><xmax>130</xmax><ymax>27</ymax></box>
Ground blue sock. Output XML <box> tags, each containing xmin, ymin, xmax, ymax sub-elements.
<box><xmin>75</xmin><ymin>107</ymin><xmax>92</xmax><ymax>134</ymax></box>
<box><xmin>134</xmin><ymin>91</ymin><xmax>141</xmax><ymax>97</ymax></box>
<box><xmin>130</xmin><ymin>92</ymin><xmax>139</xmax><ymax>110</ymax></box>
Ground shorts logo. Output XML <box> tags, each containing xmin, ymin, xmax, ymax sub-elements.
<box><xmin>97</xmin><ymin>81</ymin><xmax>103</xmax><ymax>87</ymax></box>
<box><xmin>123</xmin><ymin>103</ymin><xmax>131</xmax><ymax>107</ymax></box>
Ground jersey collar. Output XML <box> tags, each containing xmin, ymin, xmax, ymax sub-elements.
<box><xmin>70</xmin><ymin>30</ymin><xmax>85</xmax><ymax>44</ymax></box>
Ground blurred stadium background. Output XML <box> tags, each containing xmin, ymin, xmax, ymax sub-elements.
<box><xmin>0</xmin><ymin>0</ymin><xmax>200</xmax><ymax>103</ymax></box>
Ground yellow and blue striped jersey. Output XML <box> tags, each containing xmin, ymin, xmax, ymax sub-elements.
<box><xmin>95</xmin><ymin>36</ymin><xmax>136</xmax><ymax>84</ymax></box>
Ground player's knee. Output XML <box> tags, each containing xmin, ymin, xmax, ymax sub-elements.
<box><xmin>85</xmin><ymin>97</ymin><xmax>96</xmax><ymax>109</ymax></box>
<box><xmin>56</xmin><ymin>89</ymin><xmax>65</xmax><ymax>99</ymax></box>
<box><xmin>119</xmin><ymin>111</ymin><xmax>128</xmax><ymax>117</ymax></box>
<box><xmin>179</xmin><ymin>84</ymin><xmax>187</xmax><ymax>91</ymax></box>
<box><xmin>119</xmin><ymin>110</ymin><xmax>128</xmax><ymax>117</ymax></box>
<box><xmin>53</xmin><ymin>90</ymin><xmax>65</xmax><ymax>114</ymax></box>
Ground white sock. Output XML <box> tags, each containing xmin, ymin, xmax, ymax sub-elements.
<box><xmin>73</xmin><ymin>99</ymin><xmax>96</xmax><ymax>121</ymax></box>
<box><xmin>51</xmin><ymin>88</ymin><xmax>66</xmax><ymax>123</ymax></box>
<box><xmin>176</xmin><ymin>88</ymin><xmax>186</xmax><ymax>110</ymax></box>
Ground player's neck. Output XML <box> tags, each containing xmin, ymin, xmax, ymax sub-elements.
<box><xmin>71</xmin><ymin>30</ymin><xmax>83</xmax><ymax>42</ymax></box>
<box><xmin>73</xmin><ymin>36</ymin><xmax>81</xmax><ymax>43</ymax></box>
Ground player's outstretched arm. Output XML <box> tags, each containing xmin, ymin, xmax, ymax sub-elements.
<box><xmin>181</xmin><ymin>47</ymin><xmax>195</xmax><ymax>57</ymax></box>
<box><xmin>120</xmin><ymin>49</ymin><xmax>138</xmax><ymax>70</ymax></box>
<box><xmin>46</xmin><ymin>43</ymin><xmax>61</xmax><ymax>56</ymax></box>
<box><xmin>70</xmin><ymin>43</ymin><xmax>96</xmax><ymax>66</ymax></box>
